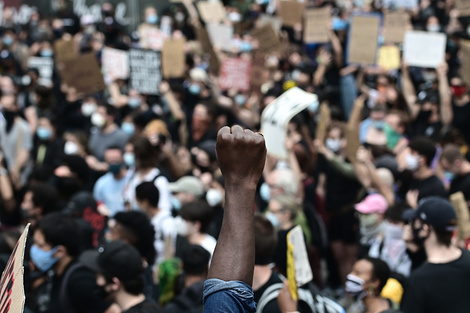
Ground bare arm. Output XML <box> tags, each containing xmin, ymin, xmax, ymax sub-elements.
<box><xmin>0</xmin><ymin>154</ymin><xmax>15</xmax><ymax>212</ymax></box>
<box><xmin>108</xmin><ymin>81</ymin><xmax>129</xmax><ymax>108</ymax></box>
<box><xmin>328</xmin><ymin>29</ymin><xmax>343</xmax><ymax>69</ymax></box>
<box><xmin>401</xmin><ymin>63</ymin><xmax>420</xmax><ymax>119</ymax></box>
<box><xmin>436</xmin><ymin>62</ymin><xmax>453</xmax><ymax>125</ymax></box>
<box><xmin>208</xmin><ymin>126</ymin><xmax>266</xmax><ymax>284</ymax></box>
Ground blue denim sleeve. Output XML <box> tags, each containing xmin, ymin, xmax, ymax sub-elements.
<box><xmin>203</xmin><ymin>279</ymin><xmax>257</xmax><ymax>313</ymax></box>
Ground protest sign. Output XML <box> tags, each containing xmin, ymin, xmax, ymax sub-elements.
<box><xmin>206</xmin><ymin>23</ymin><xmax>234</xmax><ymax>51</ymax></box>
<box><xmin>139</xmin><ymin>26</ymin><xmax>167</xmax><ymax>50</ymax></box>
<box><xmin>195</xmin><ymin>27</ymin><xmax>220</xmax><ymax>75</ymax></box>
<box><xmin>162</xmin><ymin>38</ymin><xmax>185</xmax><ymax>78</ymax></box>
<box><xmin>450</xmin><ymin>192</ymin><xmax>470</xmax><ymax>242</ymax></box>
<box><xmin>383</xmin><ymin>0</ymin><xmax>418</xmax><ymax>9</ymax></box>
<box><xmin>403</xmin><ymin>31</ymin><xmax>446</xmax><ymax>68</ymax></box>
<box><xmin>102</xmin><ymin>47</ymin><xmax>129</xmax><ymax>79</ymax></box>
<box><xmin>0</xmin><ymin>224</ymin><xmax>30</xmax><ymax>313</ymax></box>
<box><xmin>303</xmin><ymin>8</ymin><xmax>330</xmax><ymax>43</ymax></box>
<box><xmin>261</xmin><ymin>87</ymin><xmax>318</xmax><ymax>159</ymax></box>
<box><xmin>383</xmin><ymin>12</ymin><xmax>409</xmax><ymax>43</ymax></box>
<box><xmin>219</xmin><ymin>58</ymin><xmax>251</xmax><ymax>91</ymax></box>
<box><xmin>278</xmin><ymin>0</ymin><xmax>304</xmax><ymax>27</ymax></box>
<box><xmin>456</xmin><ymin>0</ymin><xmax>470</xmax><ymax>17</ymax></box>
<box><xmin>377</xmin><ymin>46</ymin><xmax>401</xmax><ymax>70</ymax></box>
<box><xmin>346</xmin><ymin>97</ymin><xmax>364</xmax><ymax>162</ymax></box>
<box><xmin>250</xmin><ymin>53</ymin><xmax>266</xmax><ymax>88</ymax></box>
<box><xmin>315</xmin><ymin>102</ymin><xmax>330</xmax><ymax>143</ymax></box>
<box><xmin>287</xmin><ymin>225</ymin><xmax>313</xmax><ymax>300</ymax></box>
<box><xmin>258</xmin><ymin>15</ymin><xmax>282</xmax><ymax>34</ymax></box>
<box><xmin>252</xmin><ymin>24</ymin><xmax>282</xmax><ymax>54</ymax></box>
<box><xmin>347</xmin><ymin>15</ymin><xmax>380</xmax><ymax>65</ymax></box>
<box><xmin>27</xmin><ymin>57</ymin><xmax>54</xmax><ymax>87</ymax></box>
<box><xmin>461</xmin><ymin>41</ymin><xmax>470</xmax><ymax>86</ymax></box>
<box><xmin>60</xmin><ymin>53</ymin><xmax>106</xmax><ymax>94</ymax></box>
<box><xmin>196</xmin><ymin>1</ymin><xmax>226</xmax><ymax>24</ymax></box>
<box><xmin>128</xmin><ymin>49</ymin><xmax>162</xmax><ymax>95</ymax></box>
<box><xmin>54</xmin><ymin>39</ymin><xmax>76</xmax><ymax>62</ymax></box>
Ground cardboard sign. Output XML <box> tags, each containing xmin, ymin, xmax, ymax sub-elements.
<box><xmin>139</xmin><ymin>27</ymin><xmax>167</xmax><ymax>51</ymax></box>
<box><xmin>195</xmin><ymin>27</ymin><xmax>220</xmax><ymax>75</ymax></box>
<box><xmin>383</xmin><ymin>12</ymin><xmax>409</xmax><ymax>44</ymax></box>
<box><xmin>219</xmin><ymin>58</ymin><xmax>251</xmax><ymax>91</ymax></box>
<box><xmin>345</xmin><ymin>98</ymin><xmax>364</xmax><ymax>162</ymax></box>
<box><xmin>206</xmin><ymin>23</ymin><xmax>234</xmax><ymax>51</ymax></box>
<box><xmin>457</xmin><ymin>0</ymin><xmax>470</xmax><ymax>17</ymax></box>
<box><xmin>54</xmin><ymin>39</ymin><xmax>76</xmax><ymax>62</ymax></box>
<box><xmin>0</xmin><ymin>224</ymin><xmax>30</xmax><ymax>313</ymax></box>
<box><xmin>383</xmin><ymin>0</ymin><xmax>418</xmax><ymax>9</ymax></box>
<box><xmin>252</xmin><ymin>24</ymin><xmax>282</xmax><ymax>54</ymax></box>
<box><xmin>403</xmin><ymin>31</ymin><xmax>446</xmax><ymax>68</ymax></box>
<box><xmin>347</xmin><ymin>15</ymin><xmax>380</xmax><ymax>65</ymax></box>
<box><xmin>162</xmin><ymin>38</ymin><xmax>185</xmax><ymax>79</ymax></box>
<box><xmin>27</xmin><ymin>57</ymin><xmax>54</xmax><ymax>87</ymax></box>
<box><xmin>102</xmin><ymin>47</ymin><xmax>129</xmax><ymax>80</ymax></box>
<box><xmin>128</xmin><ymin>49</ymin><xmax>162</xmax><ymax>95</ymax></box>
<box><xmin>377</xmin><ymin>46</ymin><xmax>401</xmax><ymax>70</ymax></box>
<box><xmin>286</xmin><ymin>225</ymin><xmax>313</xmax><ymax>300</ymax></box>
<box><xmin>303</xmin><ymin>8</ymin><xmax>330</xmax><ymax>43</ymax></box>
<box><xmin>61</xmin><ymin>53</ymin><xmax>105</xmax><ymax>94</ymax></box>
<box><xmin>250</xmin><ymin>53</ymin><xmax>267</xmax><ymax>88</ymax></box>
<box><xmin>315</xmin><ymin>102</ymin><xmax>331</xmax><ymax>143</ymax></box>
<box><xmin>261</xmin><ymin>87</ymin><xmax>318</xmax><ymax>158</ymax></box>
<box><xmin>258</xmin><ymin>15</ymin><xmax>282</xmax><ymax>35</ymax></box>
<box><xmin>450</xmin><ymin>192</ymin><xmax>470</xmax><ymax>241</ymax></box>
<box><xmin>197</xmin><ymin>1</ymin><xmax>226</xmax><ymax>24</ymax></box>
<box><xmin>278</xmin><ymin>1</ymin><xmax>304</xmax><ymax>27</ymax></box>
<box><xmin>461</xmin><ymin>41</ymin><xmax>470</xmax><ymax>87</ymax></box>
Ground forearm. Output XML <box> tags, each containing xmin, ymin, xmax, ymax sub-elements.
<box><xmin>313</xmin><ymin>64</ymin><xmax>327</xmax><ymax>86</ymax></box>
<box><xmin>352</xmin><ymin>160</ymin><xmax>372</xmax><ymax>189</ymax></box>
<box><xmin>13</xmin><ymin>149</ymin><xmax>29</xmax><ymax>172</ymax></box>
<box><xmin>438</xmin><ymin>73</ymin><xmax>453</xmax><ymax>125</ymax></box>
<box><xmin>109</xmin><ymin>82</ymin><xmax>128</xmax><ymax>108</ymax></box>
<box><xmin>365</xmin><ymin>161</ymin><xmax>395</xmax><ymax>205</ymax></box>
<box><xmin>328</xmin><ymin>30</ymin><xmax>343</xmax><ymax>68</ymax></box>
<box><xmin>401</xmin><ymin>70</ymin><xmax>419</xmax><ymax>118</ymax></box>
<box><xmin>163</xmin><ymin>150</ymin><xmax>187</xmax><ymax>180</ymax></box>
<box><xmin>287</xmin><ymin>148</ymin><xmax>304</xmax><ymax>199</ymax></box>
<box><xmin>329</xmin><ymin>155</ymin><xmax>356</xmax><ymax>179</ymax></box>
<box><xmin>162</xmin><ymin>91</ymin><xmax>185</xmax><ymax>121</ymax></box>
<box><xmin>0</xmin><ymin>168</ymin><xmax>15</xmax><ymax>212</ymax></box>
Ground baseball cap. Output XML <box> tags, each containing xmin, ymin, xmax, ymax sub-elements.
<box><xmin>406</xmin><ymin>196</ymin><xmax>457</xmax><ymax>232</ymax></box>
<box><xmin>79</xmin><ymin>241</ymin><xmax>143</xmax><ymax>281</ymax></box>
<box><xmin>168</xmin><ymin>176</ymin><xmax>204</xmax><ymax>197</ymax></box>
<box><xmin>355</xmin><ymin>194</ymin><xmax>388</xmax><ymax>215</ymax></box>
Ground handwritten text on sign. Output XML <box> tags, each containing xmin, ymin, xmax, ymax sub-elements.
<box><xmin>129</xmin><ymin>49</ymin><xmax>162</xmax><ymax>95</ymax></box>
<box><xmin>219</xmin><ymin>58</ymin><xmax>252</xmax><ymax>92</ymax></box>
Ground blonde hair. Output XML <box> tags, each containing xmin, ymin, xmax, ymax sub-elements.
<box><xmin>144</xmin><ymin>119</ymin><xmax>169</xmax><ymax>137</ymax></box>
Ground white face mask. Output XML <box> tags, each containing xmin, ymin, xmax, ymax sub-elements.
<box><xmin>359</xmin><ymin>213</ymin><xmax>380</xmax><ymax>228</ymax></box>
<box><xmin>91</xmin><ymin>112</ymin><xmax>106</xmax><ymax>128</ymax></box>
<box><xmin>174</xmin><ymin>216</ymin><xmax>188</xmax><ymax>236</ymax></box>
<box><xmin>64</xmin><ymin>141</ymin><xmax>79</xmax><ymax>155</ymax></box>
<box><xmin>228</xmin><ymin>12</ymin><xmax>241</xmax><ymax>22</ymax></box>
<box><xmin>384</xmin><ymin>222</ymin><xmax>404</xmax><ymax>240</ymax></box>
<box><xmin>345</xmin><ymin>274</ymin><xmax>365</xmax><ymax>296</ymax></box>
<box><xmin>325</xmin><ymin>138</ymin><xmax>342</xmax><ymax>152</ymax></box>
<box><xmin>81</xmin><ymin>102</ymin><xmax>97</xmax><ymax>117</ymax></box>
<box><xmin>426</xmin><ymin>24</ymin><xmax>440</xmax><ymax>32</ymax></box>
<box><xmin>206</xmin><ymin>188</ymin><xmax>223</xmax><ymax>207</ymax></box>
<box><xmin>405</xmin><ymin>154</ymin><xmax>420</xmax><ymax>171</ymax></box>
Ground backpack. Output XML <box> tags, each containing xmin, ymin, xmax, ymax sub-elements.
<box><xmin>256</xmin><ymin>281</ymin><xmax>345</xmax><ymax>313</ymax></box>
<box><xmin>59</xmin><ymin>262</ymin><xmax>85</xmax><ymax>313</ymax></box>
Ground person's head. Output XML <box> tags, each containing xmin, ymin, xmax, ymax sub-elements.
<box><xmin>129</xmin><ymin>135</ymin><xmax>159</xmax><ymax>170</ymax></box>
<box><xmin>63</xmin><ymin>131</ymin><xmax>88</xmax><ymax>156</ymax></box>
<box><xmin>36</xmin><ymin>114</ymin><xmax>58</xmax><ymax>142</ymax></box>
<box><xmin>409</xmin><ymin>196</ymin><xmax>457</xmax><ymax>248</ymax></box>
<box><xmin>385</xmin><ymin>110</ymin><xmax>407</xmax><ymax>136</ymax></box>
<box><xmin>346</xmin><ymin>257</ymin><xmax>390</xmax><ymax>297</ymax></box>
<box><xmin>2</xmin><ymin>28</ymin><xmax>16</xmax><ymax>47</ymax></box>
<box><xmin>101</xmin><ymin>2</ymin><xmax>115</xmax><ymax>17</ymax></box>
<box><xmin>182</xmin><ymin>245</ymin><xmax>210</xmax><ymax>278</ymax></box>
<box><xmin>355</xmin><ymin>194</ymin><xmax>388</xmax><ymax>230</ymax></box>
<box><xmin>426</xmin><ymin>15</ymin><xmax>440</xmax><ymax>33</ymax></box>
<box><xmin>267</xmin><ymin>195</ymin><xmax>301</xmax><ymax>230</ymax></box>
<box><xmin>179</xmin><ymin>200</ymin><xmax>214</xmax><ymax>236</ymax></box>
<box><xmin>92</xmin><ymin>103</ymin><xmax>117</xmax><ymax>129</ymax></box>
<box><xmin>168</xmin><ymin>176</ymin><xmax>205</xmax><ymax>206</ymax></box>
<box><xmin>80</xmin><ymin>241</ymin><xmax>144</xmax><ymax>300</ymax></box>
<box><xmin>111</xmin><ymin>211</ymin><xmax>157</xmax><ymax>267</ymax></box>
<box><xmin>192</xmin><ymin>103</ymin><xmax>214</xmax><ymax>130</ymax></box>
<box><xmin>406</xmin><ymin>137</ymin><xmax>436</xmax><ymax>171</ymax></box>
<box><xmin>32</xmin><ymin>213</ymin><xmax>81</xmax><ymax>273</ymax></box>
<box><xmin>254</xmin><ymin>213</ymin><xmax>277</xmax><ymax>266</ymax></box>
<box><xmin>440</xmin><ymin>144</ymin><xmax>466</xmax><ymax>177</ymax></box>
<box><xmin>21</xmin><ymin>183</ymin><xmax>59</xmax><ymax>225</ymax></box>
<box><xmin>103</xmin><ymin>146</ymin><xmax>125</xmax><ymax>177</ymax></box>
<box><xmin>135</xmin><ymin>182</ymin><xmax>160</xmax><ymax>213</ymax></box>
<box><xmin>143</xmin><ymin>119</ymin><xmax>169</xmax><ymax>148</ymax></box>
<box><xmin>264</xmin><ymin>167</ymin><xmax>299</xmax><ymax>200</ymax></box>
<box><xmin>143</xmin><ymin>6</ymin><xmax>158</xmax><ymax>25</ymax></box>
<box><xmin>325</xmin><ymin>122</ymin><xmax>347</xmax><ymax>153</ymax></box>
<box><xmin>81</xmin><ymin>96</ymin><xmax>98</xmax><ymax>117</ymax></box>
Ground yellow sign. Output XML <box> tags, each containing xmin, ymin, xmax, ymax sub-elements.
<box><xmin>377</xmin><ymin>46</ymin><xmax>401</xmax><ymax>70</ymax></box>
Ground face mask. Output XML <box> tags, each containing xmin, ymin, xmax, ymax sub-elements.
<box><xmin>175</xmin><ymin>216</ymin><xmax>188</xmax><ymax>236</ymax></box>
<box><xmin>384</xmin><ymin>222</ymin><xmax>403</xmax><ymax>240</ymax></box>
<box><xmin>91</xmin><ymin>112</ymin><xmax>106</xmax><ymax>128</ymax></box>
<box><xmin>234</xmin><ymin>94</ymin><xmax>246</xmax><ymax>106</ymax></box>
<box><xmin>171</xmin><ymin>196</ymin><xmax>182</xmax><ymax>211</ymax></box>
<box><xmin>240</xmin><ymin>41</ymin><xmax>252</xmax><ymax>52</ymax></box>
<box><xmin>53</xmin><ymin>28</ymin><xmax>64</xmax><ymax>39</ymax></box>
<box><xmin>30</xmin><ymin>244</ymin><xmax>59</xmax><ymax>273</ymax></box>
<box><xmin>307</xmin><ymin>100</ymin><xmax>319</xmax><ymax>113</ymax></box>
<box><xmin>121</xmin><ymin>122</ymin><xmax>135</xmax><ymax>135</ymax></box>
<box><xmin>444</xmin><ymin>171</ymin><xmax>455</xmax><ymax>181</ymax></box>
<box><xmin>260</xmin><ymin>183</ymin><xmax>270</xmax><ymax>202</ymax></box>
<box><xmin>422</xmin><ymin>72</ymin><xmax>436</xmax><ymax>82</ymax></box>
<box><xmin>128</xmin><ymin>97</ymin><xmax>141</xmax><ymax>109</ymax></box>
<box><xmin>175</xmin><ymin>12</ymin><xmax>185</xmax><ymax>23</ymax></box>
<box><xmin>64</xmin><ymin>141</ymin><xmax>79</xmax><ymax>155</ymax></box>
<box><xmin>412</xmin><ymin>223</ymin><xmax>428</xmax><ymax>246</ymax></box>
<box><xmin>146</xmin><ymin>14</ymin><xmax>159</xmax><ymax>24</ymax></box>
<box><xmin>265</xmin><ymin>212</ymin><xmax>280</xmax><ymax>228</ymax></box>
<box><xmin>371</xmin><ymin>120</ymin><xmax>386</xmax><ymax>131</ymax></box>
<box><xmin>2</xmin><ymin>110</ymin><xmax>17</xmax><ymax>124</ymax></box>
<box><xmin>384</xmin><ymin>123</ymin><xmax>401</xmax><ymax>150</ymax></box>
<box><xmin>40</xmin><ymin>50</ymin><xmax>53</xmax><ymax>58</ymax></box>
<box><xmin>345</xmin><ymin>274</ymin><xmax>365</xmax><ymax>296</ymax></box>
<box><xmin>228</xmin><ymin>12</ymin><xmax>242</xmax><ymax>23</ymax></box>
<box><xmin>123</xmin><ymin>152</ymin><xmax>135</xmax><ymax>167</ymax></box>
<box><xmin>81</xmin><ymin>102</ymin><xmax>97</xmax><ymax>117</ymax></box>
<box><xmin>451</xmin><ymin>86</ymin><xmax>467</xmax><ymax>98</ymax></box>
<box><xmin>359</xmin><ymin>213</ymin><xmax>380</xmax><ymax>228</ymax></box>
<box><xmin>36</xmin><ymin>126</ymin><xmax>52</xmax><ymax>141</ymax></box>
<box><xmin>291</xmin><ymin>70</ymin><xmax>301</xmax><ymax>82</ymax></box>
<box><xmin>3</xmin><ymin>36</ymin><xmax>13</xmax><ymax>46</ymax></box>
<box><xmin>206</xmin><ymin>188</ymin><xmax>223</xmax><ymax>207</ymax></box>
<box><xmin>188</xmin><ymin>84</ymin><xmax>201</xmax><ymax>95</ymax></box>
<box><xmin>405</xmin><ymin>154</ymin><xmax>420</xmax><ymax>171</ymax></box>
<box><xmin>109</xmin><ymin>163</ymin><xmax>123</xmax><ymax>175</ymax></box>
<box><xmin>84</xmin><ymin>25</ymin><xmax>96</xmax><ymax>34</ymax></box>
<box><xmin>427</xmin><ymin>24</ymin><xmax>440</xmax><ymax>32</ymax></box>
<box><xmin>325</xmin><ymin>138</ymin><xmax>342</xmax><ymax>152</ymax></box>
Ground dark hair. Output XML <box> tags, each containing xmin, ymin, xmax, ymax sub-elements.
<box><xmin>254</xmin><ymin>214</ymin><xmax>277</xmax><ymax>265</ymax></box>
<box><xmin>98</xmin><ymin>102</ymin><xmax>117</xmax><ymax>118</ymax></box>
<box><xmin>182</xmin><ymin>245</ymin><xmax>210</xmax><ymax>276</ymax></box>
<box><xmin>440</xmin><ymin>144</ymin><xmax>463</xmax><ymax>164</ymax></box>
<box><xmin>384</xmin><ymin>204</ymin><xmax>407</xmax><ymax>224</ymax></box>
<box><xmin>113</xmin><ymin>211</ymin><xmax>157</xmax><ymax>266</ymax></box>
<box><xmin>135</xmin><ymin>182</ymin><xmax>160</xmax><ymax>208</ymax></box>
<box><xmin>104</xmin><ymin>275</ymin><xmax>143</xmax><ymax>296</ymax></box>
<box><xmin>408</xmin><ymin>137</ymin><xmax>436</xmax><ymax>167</ymax></box>
<box><xmin>105</xmin><ymin>145</ymin><xmax>124</xmax><ymax>153</ymax></box>
<box><xmin>433</xmin><ymin>227</ymin><xmax>454</xmax><ymax>247</ymax></box>
<box><xmin>61</xmin><ymin>155</ymin><xmax>90</xmax><ymax>183</ymax></box>
<box><xmin>36</xmin><ymin>213</ymin><xmax>81</xmax><ymax>257</ymax></box>
<box><xmin>29</xmin><ymin>183</ymin><xmax>59</xmax><ymax>216</ymax></box>
<box><xmin>364</xmin><ymin>257</ymin><xmax>390</xmax><ymax>295</ymax></box>
<box><xmin>180</xmin><ymin>200</ymin><xmax>214</xmax><ymax>234</ymax></box>
<box><xmin>129</xmin><ymin>135</ymin><xmax>159</xmax><ymax>169</ymax></box>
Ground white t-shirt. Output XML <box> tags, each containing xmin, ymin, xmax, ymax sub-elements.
<box><xmin>200</xmin><ymin>234</ymin><xmax>217</xmax><ymax>256</ymax></box>
<box><xmin>151</xmin><ymin>210</ymin><xmax>177</xmax><ymax>265</ymax></box>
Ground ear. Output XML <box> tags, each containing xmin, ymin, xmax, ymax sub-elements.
<box><xmin>54</xmin><ymin>245</ymin><xmax>67</xmax><ymax>259</ymax></box>
<box><xmin>422</xmin><ymin>224</ymin><xmax>431</xmax><ymax>236</ymax></box>
<box><xmin>194</xmin><ymin>220</ymin><xmax>202</xmax><ymax>232</ymax></box>
<box><xmin>111</xmin><ymin>277</ymin><xmax>121</xmax><ymax>291</ymax></box>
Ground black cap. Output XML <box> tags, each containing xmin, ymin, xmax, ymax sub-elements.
<box><xmin>79</xmin><ymin>241</ymin><xmax>143</xmax><ymax>281</ymax></box>
<box><xmin>406</xmin><ymin>196</ymin><xmax>457</xmax><ymax>232</ymax></box>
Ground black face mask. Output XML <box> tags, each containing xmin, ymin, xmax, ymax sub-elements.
<box><xmin>412</xmin><ymin>222</ymin><xmax>429</xmax><ymax>246</ymax></box>
<box><xmin>2</xmin><ymin>110</ymin><xmax>17</xmax><ymax>132</ymax></box>
<box><xmin>51</xmin><ymin>176</ymin><xmax>80</xmax><ymax>199</ymax></box>
<box><xmin>94</xmin><ymin>285</ymin><xmax>112</xmax><ymax>300</ymax></box>
<box><xmin>418</xmin><ymin>109</ymin><xmax>432</xmax><ymax>122</ymax></box>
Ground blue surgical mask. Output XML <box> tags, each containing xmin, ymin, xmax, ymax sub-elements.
<box><xmin>121</xmin><ymin>122</ymin><xmax>135</xmax><ymax>135</ymax></box>
<box><xmin>260</xmin><ymin>183</ymin><xmax>271</xmax><ymax>202</ymax></box>
<box><xmin>371</xmin><ymin>120</ymin><xmax>386</xmax><ymax>131</ymax></box>
<box><xmin>128</xmin><ymin>97</ymin><xmax>141</xmax><ymax>108</ymax></box>
<box><xmin>171</xmin><ymin>196</ymin><xmax>182</xmax><ymax>211</ymax></box>
<box><xmin>234</xmin><ymin>94</ymin><xmax>246</xmax><ymax>106</ymax></box>
<box><xmin>188</xmin><ymin>84</ymin><xmax>201</xmax><ymax>95</ymax></box>
<box><xmin>109</xmin><ymin>163</ymin><xmax>123</xmax><ymax>175</ymax></box>
<box><xmin>36</xmin><ymin>127</ymin><xmax>52</xmax><ymax>140</ymax></box>
<box><xmin>30</xmin><ymin>244</ymin><xmax>59</xmax><ymax>273</ymax></box>
<box><xmin>146</xmin><ymin>14</ymin><xmax>158</xmax><ymax>24</ymax></box>
<box><xmin>265</xmin><ymin>212</ymin><xmax>279</xmax><ymax>228</ymax></box>
<box><xmin>444</xmin><ymin>171</ymin><xmax>455</xmax><ymax>181</ymax></box>
<box><xmin>240</xmin><ymin>41</ymin><xmax>252</xmax><ymax>52</ymax></box>
<box><xmin>3</xmin><ymin>36</ymin><xmax>13</xmax><ymax>46</ymax></box>
<box><xmin>123</xmin><ymin>152</ymin><xmax>135</xmax><ymax>167</ymax></box>
<box><xmin>40</xmin><ymin>50</ymin><xmax>53</xmax><ymax>58</ymax></box>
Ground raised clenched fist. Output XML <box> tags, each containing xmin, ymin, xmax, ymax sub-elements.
<box><xmin>216</xmin><ymin>125</ymin><xmax>266</xmax><ymax>189</ymax></box>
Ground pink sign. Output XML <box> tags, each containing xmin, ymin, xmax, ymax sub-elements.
<box><xmin>219</xmin><ymin>58</ymin><xmax>251</xmax><ymax>92</ymax></box>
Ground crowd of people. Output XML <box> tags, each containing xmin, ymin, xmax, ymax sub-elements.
<box><xmin>0</xmin><ymin>0</ymin><xmax>470</xmax><ymax>312</ymax></box>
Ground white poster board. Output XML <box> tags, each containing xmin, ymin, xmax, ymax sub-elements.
<box><xmin>102</xmin><ymin>47</ymin><xmax>129</xmax><ymax>80</ymax></box>
<box><xmin>27</xmin><ymin>57</ymin><xmax>54</xmax><ymax>87</ymax></box>
<box><xmin>261</xmin><ymin>87</ymin><xmax>318</xmax><ymax>159</ymax></box>
<box><xmin>403</xmin><ymin>31</ymin><xmax>446</xmax><ymax>68</ymax></box>
<box><xmin>383</xmin><ymin>0</ymin><xmax>418</xmax><ymax>9</ymax></box>
<box><xmin>287</xmin><ymin>225</ymin><xmax>313</xmax><ymax>287</ymax></box>
<box><xmin>206</xmin><ymin>23</ymin><xmax>234</xmax><ymax>51</ymax></box>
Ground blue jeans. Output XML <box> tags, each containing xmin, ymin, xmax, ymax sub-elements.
<box><xmin>203</xmin><ymin>279</ymin><xmax>257</xmax><ymax>313</ymax></box>
<box><xmin>340</xmin><ymin>73</ymin><xmax>358</xmax><ymax>120</ymax></box>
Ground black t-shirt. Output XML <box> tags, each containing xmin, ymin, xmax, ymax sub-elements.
<box><xmin>450</xmin><ymin>172</ymin><xmax>470</xmax><ymax>201</ymax></box>
<box><xmin>123</xmin><ymin>300</ymin><xmax>161</xmax><ymax>313</ymax></box>
<box><xmin>452</xmin><ymin>101</ymin><xmax>470</xmax><ymax>145</ymax></box>
<box><xmin>410</xmin><ymin>175</ymin><xmax>446</xmax><ymax>201</ymax></box>
<box><xmin>253</xmin><ymin>271</ymin><xmax>283</xmax><ymax>313</ymax></box>
<box><xmin>401</xmin><ymin>250</ymin><xmax>470</xmax><ymax>313</ymax></box>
